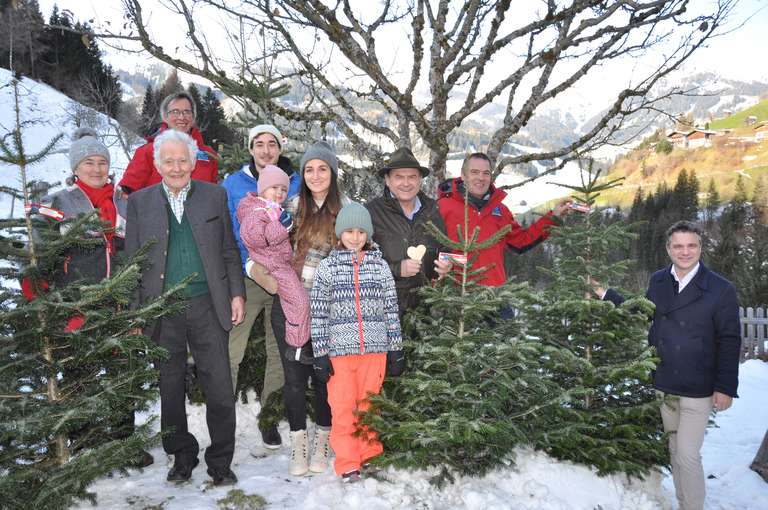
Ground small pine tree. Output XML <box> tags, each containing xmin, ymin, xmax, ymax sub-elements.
<box><xmin>0</xmin><ymin>77</ymin><xmax>183</xmax><ymax>509</ymax></box>
<box><xmin>360</xmin><ymin>185</ymin><xmax>562</xmax><ymax>484</ymax></box>
<box><xmin>521</xmin><ymin>163</ymin><xmax>666</xmax><ymax>478</ymax></box>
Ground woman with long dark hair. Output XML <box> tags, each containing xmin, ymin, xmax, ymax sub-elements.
<box><xmin>265</xmin><ymin>140</ymin><xmax>349</xmax><ymax>476</ymax></box>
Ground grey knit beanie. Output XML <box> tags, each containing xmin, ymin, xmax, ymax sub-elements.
<box><xmin>69</xmin><ymin>127</ymin><xmax>110</xmax><ymax>171</ymax></box>
<box><xmin>335</xmin><ymin>202</ymin><xmax>373</xmax><ymax>238</ymax></box>
<box><xmin>300</xmin><ymin>140</ymin><xmax>338</xmax><ymax>175</ymax></box>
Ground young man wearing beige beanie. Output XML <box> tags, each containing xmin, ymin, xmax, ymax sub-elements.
<box><xmin>222</xmin><ymin>124</ymin><xmax>300</xmax><ymax>451</ymax></box>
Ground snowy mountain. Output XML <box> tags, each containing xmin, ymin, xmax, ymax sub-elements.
<box><xmin>0</xmin><ymin>68</ymin><xmax>132</xmax><ymax>219</ymax></box>
<box><xmin>582</xmin><ymin>72</ymin><xmax>768</xmax><ymax>147</ymax></box>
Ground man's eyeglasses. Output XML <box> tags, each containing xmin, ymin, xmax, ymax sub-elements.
<box><xmin>168</xmin><ymin>109</ymin><xmax>194</xmax><ymax>118</ymax></box>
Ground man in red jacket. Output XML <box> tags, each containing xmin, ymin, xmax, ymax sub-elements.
<box><xmin>437</xmin><ymin>152</ymin><xmax>571</xmax><ymax>288</ymax></box>
<box><xmin>119</xmin><ymin>91</ymin><xmax>219</xmax><ymax>194</ymax></box>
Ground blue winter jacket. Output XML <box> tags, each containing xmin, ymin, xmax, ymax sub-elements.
<box><xmin>605</xmin><ymin>262</ymin><xmax>740</xmax><ymax>398</ymax></box>
<box><xmin>222</xmin><ymin>156</ymin><xmax>301</xmax><ymax>272</ymax></box>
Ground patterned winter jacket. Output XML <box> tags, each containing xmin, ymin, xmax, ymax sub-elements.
<box><xmin>237</xmin><ymin>192</ymin><xmax>309</xmax><ymax>348</ymax></box>
<box><xmin>310</xmin><ymin>248</ymin><xmax>402</xmax><ymax>358</ymax></box>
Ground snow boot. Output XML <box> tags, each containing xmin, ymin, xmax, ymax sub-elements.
<box><xmin>341</xmin><ymin>469</ymin><xmax>361</xmax><ymax>483</ymax></box>
<box><xmin>309</xmin><ymin>426</ymin><xmax>331</xmax><ymax>473</ymax></box>
<box><xmin>289</xmin><ymin>429</ymin><xmax>309</xmax><ymax>476</ymax></box>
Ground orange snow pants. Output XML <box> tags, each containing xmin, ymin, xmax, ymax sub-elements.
<box><xmin>327</xmin><ymin>352</ymin><xmax>387</xmax><ymax>475</ymax></box>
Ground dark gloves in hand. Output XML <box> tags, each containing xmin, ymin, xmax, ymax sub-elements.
<box><xmin>313</xmin><ymin>355</ymin><xmax>334</xmax><ymax>383</ymax></box>
<box><xmin>279</xmin><ymin>208</ymin><xmax>293</xmax><ymax>232</ymax></box>
<box><xmin>386</xmin><ymin>350</ymin><xmax>406</xmax><ymax>377</ymax></box>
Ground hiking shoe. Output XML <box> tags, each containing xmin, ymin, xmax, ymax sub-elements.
<box><xmin>166</xmin><ymin>457</ymin><xmax>199</xmax><ymax>483</ymax></box>
<box><xmin>207</xmin><ymin>466</ymin><xmax>238</xmax><ymax>486</ymax></box>
<box><xmin>260</xmin><ymin>423</ymin><xmax>282</xmax><ymax>450</ymax></box>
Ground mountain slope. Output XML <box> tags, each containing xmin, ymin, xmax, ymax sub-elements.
<box><xmin>0</xmin><ymin>68</ymin><xmax>131</xmax><ymax>218</ymax></box>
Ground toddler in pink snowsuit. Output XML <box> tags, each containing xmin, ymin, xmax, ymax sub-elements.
<box><xmin>237</xmin><ymin>165</ymin><xmax>310</xmax><ymax>355</ymax></box>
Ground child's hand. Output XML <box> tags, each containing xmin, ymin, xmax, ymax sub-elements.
<box><xmin>263</xmin><ymin>200</ymin><xmax>281</xmax><ymax>222</ymax></box>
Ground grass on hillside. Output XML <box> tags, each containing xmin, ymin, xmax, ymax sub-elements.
<box><xmin>586</xmin><ymin>139</ymin><xmax>768</xmax><ymax>209</ymax></box>
<box><xmin>709</xmin><ymin>99</ymin><xmax>768</xmax><ymax>130</ymax></box>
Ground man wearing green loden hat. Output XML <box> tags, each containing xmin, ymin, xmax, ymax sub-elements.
<box><xmin>366</xmin><ymin>147</ymin><xmax>451</xmax><ymax>316</ymax></box>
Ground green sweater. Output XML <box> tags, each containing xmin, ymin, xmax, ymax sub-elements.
<box><xmin>164</xmin><ymin>205</ymin><xmax>209</xmax><ymax>298</ymax></box>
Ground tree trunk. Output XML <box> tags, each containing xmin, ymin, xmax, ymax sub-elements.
<box><xmin>751</xmin><ymin>429</ymin><xmax>768</xmax><ymax>483</ymax></box>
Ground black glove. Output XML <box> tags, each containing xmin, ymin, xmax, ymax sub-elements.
<box><xmin>386</xmin><ymin>350</ymin><xmax>406</xmax><ymax>377</ymax></box>
<box><xmin>313</xmin><ymin>355</ymin><xmax>334</xmax><ymax>383</ymax></box>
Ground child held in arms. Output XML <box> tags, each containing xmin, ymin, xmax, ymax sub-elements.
<box><xmin>237</xmin><ymin>165</ymin><xmax>309</xmax><ymax>358</ymax></box>
<box><xmin>309</xmin><ymin>202</ymin><xmax>405</xmax><ymax>483</ymax></box>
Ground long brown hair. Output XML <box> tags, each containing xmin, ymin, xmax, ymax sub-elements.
<box><xmin>292</xmin><ymin>168</ymin><xmax>343</xmax><ymax>265</ymax></box>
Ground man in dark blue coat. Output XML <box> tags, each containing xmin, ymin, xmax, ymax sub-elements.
<box><xmin>603</xmin><ymin>220</ymin><xmax>740</xmax><ymax>510</ymax></box>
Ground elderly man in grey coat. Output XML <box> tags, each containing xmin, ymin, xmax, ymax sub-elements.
<box><xmin>125</xmin><ymin>129</ymin><xmax>246</xmax><ymax>486</ymax></box>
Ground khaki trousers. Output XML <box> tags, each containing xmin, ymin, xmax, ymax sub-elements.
<box><xmin>661</xmin><ymin>394</ymin><xmax>713</xmax><ymax>510</ymax></box>
<box><xmin>228</xmin><ymin>278</ymin><xmax>283</xmax><ymax>405</ymax></box>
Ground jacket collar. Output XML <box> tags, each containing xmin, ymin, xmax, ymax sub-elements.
<box><xmin>380</xmin><ymin>188</ymin><xmax>431</xmax><ymax>215</ymax></box>
<box><xmin>247</xmin><ymin>154</ymin><xmax>296</xmax><ymax>178</ymax></box>
<box><xmin>439</xmin><ymin>177</ymin><xmax>506</xmax><ymax>212</ymax></box>
<box><xmin>652</xmin><ymin>262</ymin><xmax>711</xmax><ymax>313</ymax></box>
<box><xmin>148</xmin><ymin>123</ymin><xmax>206</xmax><ymax>147</ymax></box>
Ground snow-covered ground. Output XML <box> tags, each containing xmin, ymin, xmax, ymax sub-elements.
<box><xmin>73</xmin><ymin>360</ymin><xmax>768</xmax><ymax>510</ymax></box>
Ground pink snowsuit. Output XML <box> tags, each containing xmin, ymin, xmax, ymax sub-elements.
<box><xmin>236</xmin><ymin>192</ymin><xmax>310</xmax><ymax>348</ymax></box>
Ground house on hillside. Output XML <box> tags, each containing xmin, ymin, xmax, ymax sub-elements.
<box><xmin>666</xmin><ymin>129</ymin><xmax>717</xmax><ymax>149</ymax></box>
<box><xmin>667</xmin><ymin>130</ymin><xmax>691</xmax><ymax>149</ymax></box>
<box><xmin>754</xmin><ymin>121</ymin><xmax>768</xmax><ymax>142</ymax></box>
<box><xmin>687</xmin><ymin>129</ymin><xmax>717</xmax><ymax>148</ymax></box>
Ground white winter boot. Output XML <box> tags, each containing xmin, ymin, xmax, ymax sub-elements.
<box><xmin>309</xmin><ymin>426</ymin><xmax>331</xmax><ymax>473</ymax></box>
<box><xmin>289</xmin><ymin>429</ymin><xmax>309</xmax><ymax>476</ymax></box>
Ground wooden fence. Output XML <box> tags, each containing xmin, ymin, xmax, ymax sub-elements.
<box><xmin>741</xmin><ymin>307</ymin><xmax>767</xmax><ymax>361</ymax></box>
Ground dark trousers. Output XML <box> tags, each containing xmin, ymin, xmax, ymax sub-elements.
<box><xmin>153</xmin><ymin>293</ymin><xmax>235</xmax><ymax>470</ymax></box>
<box><xmin>271</xmin><ymin>296</ymin><xmax>332</xmax><ymax>431</ymax></box>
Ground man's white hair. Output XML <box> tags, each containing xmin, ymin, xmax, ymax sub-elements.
<box><xmin>153</xmin><ymin>129</ymin><xmax>198</xmax><ymax>168</ymax></box>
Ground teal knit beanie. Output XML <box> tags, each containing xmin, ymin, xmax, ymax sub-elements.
<box><xmin>335</xmin><ymin>202</ymin><xmax>373</xmax><ymax>238</ymax></box>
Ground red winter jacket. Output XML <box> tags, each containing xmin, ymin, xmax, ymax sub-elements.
<box><xmin>119</xmin><ymin>123</ymin><xmax>219</xmax><ymax>192</ymax></box>
<box><xmin>437</xmin><ymin>178</ymin><xmax>556</xmax><ymax>287</ymax></box>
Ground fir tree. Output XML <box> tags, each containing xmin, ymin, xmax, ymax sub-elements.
<box><xmin>139</xmin><ymin>83</ymin><xmax>157</xmax><ymax>137</ymax></box>
<box><xmin>672</xmin><ymin>168</ymin><xmax>699</xmax><ymax>221</ymax></box>
<box><xmin>733</xmin><ymin>177</ymin><xmax>768</xmax><ymax>307</ymax></box>
<box><xmin>199</xmin><ymin>87</ymin><xmax>235</xmax><ymax>148</ymax></box>
<box><xmin>360</xmin><ymin>185</ymin><xmax>561</xmax><ymax>484</ymax></box>
<box><xmin>710</xmin><ymin>176</ymin><xmax>749</xmax><ymax>282</ymax></box>
<box><xmin>39</xmin><ymin>12</ymin><xmax>122</xmax><ymax>117</ymax></box>
<box><xmin>753</xmin><ymin>174</ymin><xmax>768</xmax><ymax>225</ymax></box>
<box><xmin>521</xmin><ymin>164</ymin><xmax>666</xmax><ymax>478</ymax></box>
<box><xmin>186</xmin><ymin>82</ymin><xmax>203</xmax><ymax>119</ymax></box>
<box><xmin>0</xmin><ymin>0</ymin><xmax>47</xmax><ymax>77</ymax></box>
<box><xmin>0</xmin><ymin>78</ymin><xmax>182</xmax><ymax>509</ymax></box>
<box><xmin>704</xmin><ymin>178</ymin><xmax>720</xmax><ymax>226</ymax></box>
